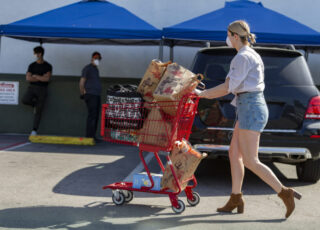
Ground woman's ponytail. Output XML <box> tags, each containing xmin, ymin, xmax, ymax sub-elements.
<box><xmin>248</xmin><ymin>33</ymin><xmax>256</xmax><ymax>44</ymax></box>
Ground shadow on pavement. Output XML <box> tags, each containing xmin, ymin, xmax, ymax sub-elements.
<box><xmin>0</xmin><ymin>134</ymin><xmax>29</xmax><ymax>150</ymax></box>
<box><xmin>52</xmin><ymin>155</ymin><xmax>309</xmax><ymax>199</ymax></box>
<box><xmin>52</xmin><ymin>159</ymin><xmax>134</xmax><ymax>198</ymax></box>
<box><xmin>0</xmin><ymin>203</ymin><xmax>285</xmax><ymax>230</ymax></box>
<box><xmin>196</xmin><ymin>159</ymin><xmax>312</xmax><ymax>195</ymax></box>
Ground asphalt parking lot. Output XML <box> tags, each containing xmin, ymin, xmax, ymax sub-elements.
<box><xmin>0</xmin><ymin>134</ymin><xmax>319</xmax><ymax>230</ymax></box>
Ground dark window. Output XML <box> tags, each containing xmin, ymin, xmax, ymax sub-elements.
<box><xmin>263</xmin><ymin>56</ymin><xmax>314</xmax><ymax>86</ymax></box>
<box><xmin>192</xmin><ymin>53</ymin><xmax>232</xmax><ymax>88</ymax></box>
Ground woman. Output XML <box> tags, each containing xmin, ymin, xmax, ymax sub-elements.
<box><xmin>198</xmin><ymin>20</ymin><xmax>301</xmax><ymax>219</ymax></box>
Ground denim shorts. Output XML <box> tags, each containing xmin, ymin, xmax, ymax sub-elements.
<box><xmin>236</xmin><ymin>91</ymin><xmax>269</xmax><ymax>132</ymax></box>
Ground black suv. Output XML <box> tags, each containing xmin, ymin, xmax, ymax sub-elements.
<box><xmin>189</xmin><ymin>47</ymin><xmax>320</xmax><ymax>183</ymax></box>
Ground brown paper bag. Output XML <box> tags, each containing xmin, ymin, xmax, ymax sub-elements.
<box><xmin>137</xmin><ymin>60</ymin><xmax>171</xmax><ymax>102</ymax></box>
<box><xmin>138</xmin><ymin>106</ymin><xmax>176</xmax><ymax>147</ymax></box>
<box><xmin>161</xmin><ymin>139</ymin><xmax>207</xmax><ymax>192</ymax></box>
<box><xmin>153</xmin><ymin>63</ymin><xmax>203</xmax><ymax>115</ymax></box>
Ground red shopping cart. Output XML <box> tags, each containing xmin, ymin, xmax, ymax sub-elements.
<box><xmin>100</xmin><ymin>93</ymin><xmax>200</xmax><ymax>214</ymax></box>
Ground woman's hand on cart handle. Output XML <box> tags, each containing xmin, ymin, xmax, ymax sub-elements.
<box><xmin>198</xmin><ymin>78</ymin><xmax>230</xmax><ymax>99</ymax></box>
<box><xmin>193</xmin><ymin>89</ymin><xmax>210</xmax><ymax>99</ymax></box>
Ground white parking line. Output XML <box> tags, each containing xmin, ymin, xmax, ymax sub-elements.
<box><xmin>123</xmin><ymin>152</ymin><xmax>154</xmax><ymax>182</ymax></box>
<box><xmin>0</xmin><ymin>142</ymin><xmax>31</xmax><ymax>152</ymax></box>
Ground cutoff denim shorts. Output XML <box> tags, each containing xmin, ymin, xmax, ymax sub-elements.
<box><xmin>236</xmin><ymin>91</ymin><xmax>269</xmax><ymax>132</ymax></box>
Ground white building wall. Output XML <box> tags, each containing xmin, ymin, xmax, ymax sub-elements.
<box><xmin>0</xmin><ymin>0</ymin><xmax>319</xmax><ymax>83</ymax></box>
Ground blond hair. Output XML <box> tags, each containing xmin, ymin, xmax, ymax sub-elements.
<box><xmin>228</xmin><ymin>20</ymin><xmax>256</xmax><ymax>44</ymax></box>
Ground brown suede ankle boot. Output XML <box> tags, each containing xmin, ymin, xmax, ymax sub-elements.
<box><xmin>278</xmin><ymin>187</ymin><xmax>302</xmax><ymax>218</ymax></box>
<box><xmin>217</xmin><ymin>193</ymin><xmax>244</xmax><ymax>213</ymax></box>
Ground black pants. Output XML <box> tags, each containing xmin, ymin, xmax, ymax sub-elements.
<box><xmin>22</xmin><ymin>85</ymin><xmax>47</xmax><ymax>131</ymax></box>
<box><xmin>84</xmin><ymin>94</ymin><xmax>101</xmax><ymax>138</ymax></box>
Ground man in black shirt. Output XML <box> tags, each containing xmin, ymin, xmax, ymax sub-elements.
<box><xmin>22</xmin><ymin>46</ymin><xmax>52</xmax><ymax>136</ymax></box>
<box><xmin>79</xmin><ymin>51</ymin><xmax>102</xmax><ymax>140</ymax></box>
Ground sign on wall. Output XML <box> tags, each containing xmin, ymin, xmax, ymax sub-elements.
<box><xmin>0</xmin><ymin>81</ymin><xmax>19</xmax><ymax>105</ymax></box>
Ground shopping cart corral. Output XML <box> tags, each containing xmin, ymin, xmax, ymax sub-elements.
<box><xmin>100</xmin><ymin>94</ymin><xmax>201</xmax><ymax>214</ymax></box>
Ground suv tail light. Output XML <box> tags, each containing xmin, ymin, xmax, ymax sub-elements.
<box><xmin>305</xmin><ymin>96</ymin><xmax>320</xmax><ymax>119</ymax></box>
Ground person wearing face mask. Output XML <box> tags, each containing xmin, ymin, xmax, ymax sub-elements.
<box><xmin>22</xmin><ymin>46</ymin><xmax>52</xmax><ymax>136</ymax></box>
<box><xmin>198</xmin><ymin>20</ymin><xmax>302</xmax><ymax>219</ymax></box>
<box><xmin>79</xmin><ymin>51</ymin><xmax>102</xmax><ymax>141</ymax></box>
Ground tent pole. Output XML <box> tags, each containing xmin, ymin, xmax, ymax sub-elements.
<box><xmin>170</xmin><ymin>45</ymin><xmax>174</xmax><ymax>62</ymax></box>
<box><xmin>158</xmin><ymin>40</ymin><xmax>164</xmax><ymax>61</ymax></box>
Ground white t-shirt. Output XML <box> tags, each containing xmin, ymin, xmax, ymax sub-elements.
<box><xmin>227</xmin><ymin>45</ymin><xmax>265</xmax><ymax>94</ymax></box>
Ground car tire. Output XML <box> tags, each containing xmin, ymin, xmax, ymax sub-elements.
<box><xmin>296</xmin><ymin>158</ymin><xmax>320</xmax><ymax>183</ymax></box>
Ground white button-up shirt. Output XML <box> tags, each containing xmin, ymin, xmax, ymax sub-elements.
<box><xmin>226</xmin><ymin>45</ymin><xmax>265</xmax><ymax>106</ymax></box>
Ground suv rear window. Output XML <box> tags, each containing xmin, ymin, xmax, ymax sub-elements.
<box><xmin>192</xmin><ymin>49</ymin><xmax>314</xmax><ymax>88</ymax></box>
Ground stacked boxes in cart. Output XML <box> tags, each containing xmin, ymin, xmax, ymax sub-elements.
<box><xmin>133</xmin><ymin>172</ymin><xmax>163</xmax><ymax>191</ymax></box>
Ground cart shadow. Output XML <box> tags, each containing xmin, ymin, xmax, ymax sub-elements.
<box><xmin>52</xmin><ymin>152</ymin><xmax>141</xmax><ymax>198</ymax></box>
<box><xmin>53</xmin><ymin>153</ymin><xmax>309</xmax><ymax>198</ymax></box>
<box><xmin>0</xmin><ymin>203</ymin><xmax>285</xmax><ymax>230</ymax></box>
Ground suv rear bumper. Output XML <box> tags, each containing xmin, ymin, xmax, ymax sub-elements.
<box><xmin>194</xmin><ymin>144</ymin><xmax>312</xmax><ymax>163</ymax></box>
<box><xmin>191</xmin><ymin>119</ymin><xmax>320</xmax><ymax>161</ymax></box>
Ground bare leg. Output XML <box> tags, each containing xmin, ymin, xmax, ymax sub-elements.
<box><xmin>238</xmin><ymin>128</ymin><xmax>282</xmax><ymax>193</ymax></box>
<box><xmin>229</xmin><ymin>122</ymin><xmax>245</xmax><ymax>194</ymax></box>
<box><xmin>217</xmin><ymin>125</ymin><xmax>245</xmax><ymax>214</ymax></box>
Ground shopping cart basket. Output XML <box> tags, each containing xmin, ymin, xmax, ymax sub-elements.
<box><xmin>100</xmin><ymin>93</ymin><xmax>200</xmax><ymax>214</ymax></box>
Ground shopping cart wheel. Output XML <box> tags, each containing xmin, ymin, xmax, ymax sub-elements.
<box><xmin>187</xmin><ymin>192</ymin><xmax>200</xmax><ymax>206</ymax></box>
<box><xmin>112</xmin><ymin>192</ymin><xmax>125</xmax><ymax>205</ymax></box>
<box><xmin>172</xmin><ymin>199</ymin><xmax>185</xmax><ymax>214</ymax></box>
<box><xmin>124</xmin><ymin>190</ymin><xmax>134</xmax><ymax>203</ymax></box>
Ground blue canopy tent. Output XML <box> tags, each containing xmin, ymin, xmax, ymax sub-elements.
<box><xmin>0</xmin><ymin>0</ymin><xmax>162</xmax><ymax>46</ymax></box>
<box><xmin>163</xmin><ymin>0</ymin><xmax>320</xmax><ymax>56</ymax></box>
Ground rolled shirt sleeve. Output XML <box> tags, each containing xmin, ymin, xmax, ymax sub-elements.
<box><xmin>226</xmin><ymin>55</ymin><xmax>250</xmax><ymax>94</ymax></box>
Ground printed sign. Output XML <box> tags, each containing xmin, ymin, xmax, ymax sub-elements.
<box><xmin>0</xmin><ymin>81</ymin><xmax>19</xmax><ymax>105</ymax></box>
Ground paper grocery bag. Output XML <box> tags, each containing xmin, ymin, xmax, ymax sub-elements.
<box><xmin>161</xmin><ymin>139</ymin><xmax>207</xmax><ymax>192</ymax></box>
<box><xmin>138</xmin><ymin>106</ymin><xmax>176</xmax><ymax>148</ymax></box>
<box><xmin>153</xmin><ymin>63</ymin><xmax>203</xmax><ymax>116</ymax></box>
<box><xmin>137</xmin><ymin>60</ymin><xmax>171</xmax><ymax>102</ymax></box>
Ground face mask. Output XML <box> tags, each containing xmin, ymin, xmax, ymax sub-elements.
<box><xmin>226</xmin><ymin>36</ymin><xmax>233</xmax><ymax>48</ymax></box>
<box><xmin>34</xmin><ymin>54</ymin><xmax>39</xmax><ymax>60</ymax></box>
<box><xmin>93</xmin><ymin>59</ymin><xmax>100</xmax><ymax>66</ymax></box>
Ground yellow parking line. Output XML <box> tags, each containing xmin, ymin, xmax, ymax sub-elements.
<box><xmin>29</xmin><ymin>135</ymin><xmax>95</xmax><ymax>146</ymax></box>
